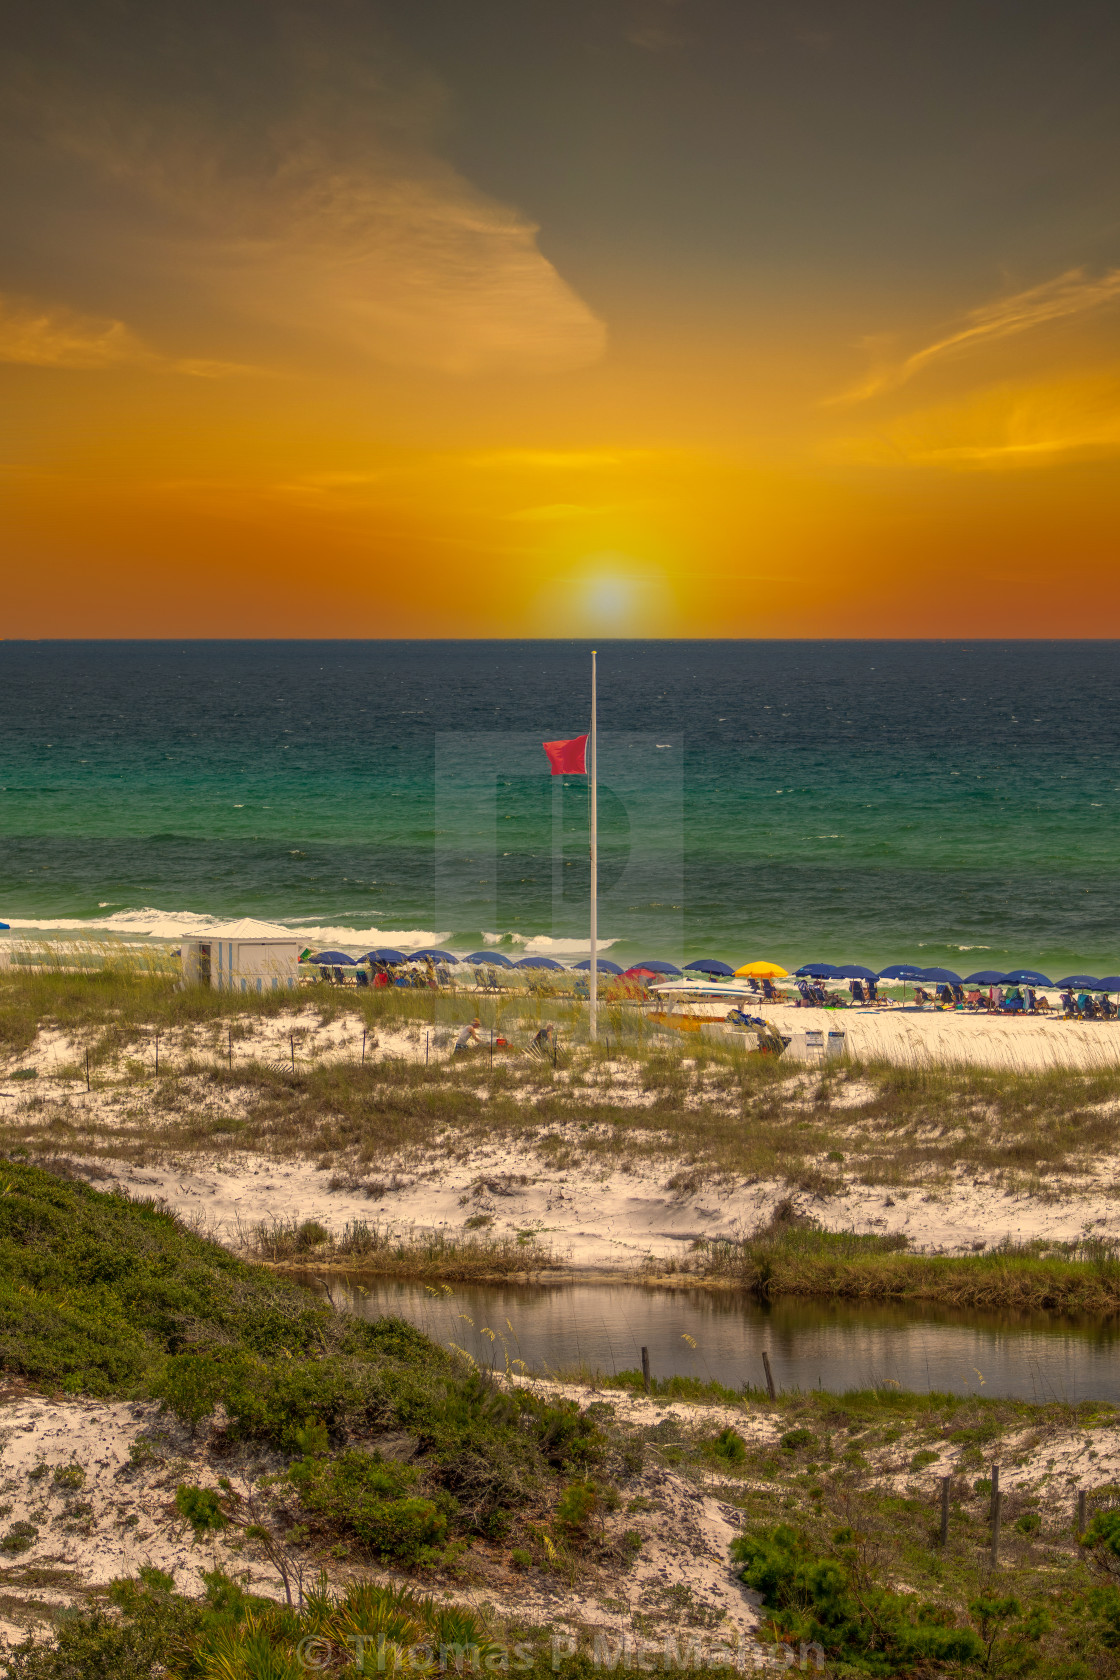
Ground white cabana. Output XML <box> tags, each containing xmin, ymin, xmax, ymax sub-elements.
<box><xmin>180</xmin><ymin>919</ymin><xmax>301</xmax><ymax>991</ymax></box>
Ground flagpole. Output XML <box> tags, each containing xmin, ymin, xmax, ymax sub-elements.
<box><xmin>589</xmin><ymin>648</ymin><xmax>598</xmax><ymax>1043</ymax></box>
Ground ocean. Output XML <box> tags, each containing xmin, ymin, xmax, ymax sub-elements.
<box><xmin>0</xmin><ymin>639</ymin><xmax>1117</xmax><ymax>976</ymax></box>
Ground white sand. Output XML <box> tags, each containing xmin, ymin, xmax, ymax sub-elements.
<box><xmin>6</xmin><ymin>1005</ymin><xmax>1120</xmax><ymax>1265</ymax></box>
<box><xmin>3</xmin><ymin>1374</ymin><xmax>1116</xmax><ymax>1655</ymax></box>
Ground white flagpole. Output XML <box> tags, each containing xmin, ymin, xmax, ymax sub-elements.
<box><xmin>589</xmin><ymin>648</ymin><xmax>598</xmax><ymax>1042</ymax></box>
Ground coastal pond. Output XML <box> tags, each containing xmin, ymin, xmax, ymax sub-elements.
<box><xmin>301</xmin><ymin>1275</ymin><xmax>1120</xmax><ymax>1404</ymax></box>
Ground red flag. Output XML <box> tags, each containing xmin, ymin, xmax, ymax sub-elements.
<box><xmin>543</xmin><ymin>734</ymin><xmax>588</xmax><ymax>775</ymax></box>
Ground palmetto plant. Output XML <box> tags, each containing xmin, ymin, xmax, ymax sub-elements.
<box><xmin>187</xmin><ymin>1575</ymin><xmax>498</xmax><ymax>1679</ymax></box>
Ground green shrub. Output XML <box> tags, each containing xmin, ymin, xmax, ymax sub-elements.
<box><xmin>556</xmin><ymin>1479</ymin><xmax>599</xmax><ymax>1533</ymax></box>
<box><xmin>733</xmin><ymin>1523</ymin><xmax>984</xmax><ymax>1673</ymax></box>
<box><xmin>909</xmin><ymin>1449</ymin><xmax>939</xmax><ymax>1470</ymax></box>
<box><xmin>287</xmin><ymin>1449</ymin><xmax>447</xmax><ymax>1565</ymax></box>
<box><xmin>3</xmin><ymin>1567</ymin><xmax>258</xmax><ymax>1679</ymax></box>
<box><xmin>1015</xmin><ymin>1510</ymin><xmax>1041</xmax><ymax>1534</ymax></box>
<box><xmin>707</xmin><ymin>1426</ymin><xmax>748</xmax><ymax>1465</ymax></box>
<box><xmin>779</xmin><ymin>1428</ymin><xmax>816</xmax><ymax>1451</ymax></box>
<box><xmin>52</xmin><ymin>1464</ymin><xmax>85</xmax><ymax>1490</ymax></box>
<box><xmin>1</xmin><ymin>1521</ymin><xmax>38</xmax><ymax>1555</ymax></box>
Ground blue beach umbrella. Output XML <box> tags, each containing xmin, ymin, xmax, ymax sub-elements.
<box><xmin>1004</xmin><ymin>969</ymin><xmax>1052</xmax><ymax>986</ymax></box>
<box><xmin>466</xmin><ymin>951</ymin><xmax>516</xmax><ymax>967</ymax></box>
<box><xmin>409</xmin><ymin>948</ymin><xmax>459</xmax><ymax>963</ymax></box>
<box><xmin>514</xmin><ymin>955</ymin><xmax>566</xmax><ymax>970</ymax></box>
<box><xmin>683</xmin><ymin>959</ymin><xmax>734</xmax><ymax>977</ymax></box>
<box><xmin>573</xmin><ymin>958</ymin><xmax>624</xmax><ymax>974</ymax></box>
<box><xmin>836</xmin><ymin>964</ymin><xmax>878</xmax><ymax>980</ymax></box>
<box><xmin>310</xmin><ymin>950</ymin><xmax>355</xmax><ymax>965</ymax></box>
<box><xmin>795</xmin><ymin>962</ymin><xmax>841</xmax><ymax>978</ymax></box>
<box><xmin>358</xmin><ymin>947</ymin><xmax>408</xmax><ymax>963</ymax></box>
<box><xmin>877</xmin><ymin>964</ymin><xmax>925</xmax><ymax>982</ymax></box>
<box><xmin>963</xmin><ymin>971</ymin><xmax>1008</xmax><ymax>985</ymax></box>
<box><xmin>919</xmin><ymin>968</ymin><xmax>963</xmax><ymax>984</ymax></box>
<box><xmin>1057</xmin><ymin>974</ymin><xmax>1101</xmax><ymax>988</ymax></box>
<box><xmin>629</xmin><ymin>959</ymin><xmax>684</xmax><ymax>976</ymax></box>
<box><xmin>1096</xmin><ymin>976</ymin><xmax>1120</xmax><ymax>991</ymax></box>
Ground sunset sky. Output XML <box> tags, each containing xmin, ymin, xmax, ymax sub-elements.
<box><xmin>4</xmin><ymin>0</ymin><xmax>1120</xmax><ymax>637</ymax></box>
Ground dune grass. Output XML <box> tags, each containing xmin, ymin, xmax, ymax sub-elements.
<box><xmin>690</xmin><ymin>1215</ymin><xmax>1120</xmax><ymax>1312</ymax></box>
<box><xmin>250</xmin><ymin>1213</ymin><xmax>562</xmax><ymax>1278</ymax></box>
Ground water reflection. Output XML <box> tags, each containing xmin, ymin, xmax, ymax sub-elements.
<box><xmin>298</xmin><ymin>1276</ymin><xmax>1120</xmax><ymax>1403</ymax></box>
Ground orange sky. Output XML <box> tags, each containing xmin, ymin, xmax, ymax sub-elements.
<box><xmin>4</xmin><ymin>1</ymin><xmax>1120</xmax><ymax>637</ymax></box>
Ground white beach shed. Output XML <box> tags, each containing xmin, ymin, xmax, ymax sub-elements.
<box><xmin>180</xmin><ymin>919</ymin><xmax>302</xmax><ymax>991</ymax></box>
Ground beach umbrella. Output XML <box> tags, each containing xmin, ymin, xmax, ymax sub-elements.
<box><xmin>919</xmin><ymin>968</ymin><xmax>962</xmax><ymax>984</ymax></box>
<box><xmin>628</xmin><ymin>958</ymin><xmax>683</xmax><ymax>976</ymax></box>
<box><xmin>573</xmin><ymin>957</ymin><xmax>624</xmax><ymax>974</ymax></box>
<box><xmin>1096</xmin><ymin>976</ymin><xmax>1120</xmax><ymax>991</ymax></box>
<box><xmin>734</xmin><ymin>961</ymin><xmax>789</xmax><ymax>979</ymax></box>
<box><xmin>623</xmin><ymin>966</ymin><xmax>660</xmax><ymax>981</ymax></box>
<box><xmin>794</xmin><ymin>962</ymin><xmax>841</xmax><ymax>979</ymax></box>
<box><xmin>836</xmin><ymin>965</ymin><xmax>877</xmax><ymax>980</ymax></box>
<box><xmin>1056</xmin><ymin>974</ymin><xmax>1101</xmax><ymax>988</ymax></box>
<box><xmin>877</xmin><ymin>964</ymin><xmax>925</xmax><ymax>981</ymax></box>
<box><xmin>1004</xmin><ymin>968</ymin><xmax>1052</xmax><ymax>986</ymax></box>
<box><xmin>409</xmin><ymin>948</ymin><xmax>459</xmax><ymax>963</ymax></box>
<box><xmin>683</xmin><ymin>959</ymin><xmax>734</xmax><ymax>977</ymax></box>
<box><xmin>358</xmin><ymin>947</ymin><xmax>408</xmax><ymax>963</ymax></box>
<box><xmin>514</xmin><ymin>955</ymin><xmax>566</xmax><ymax>970</ymax></box>
<box><xmin>309</xmin><ymin>950</ymin><xmax>355</xmax><ymax>965</ymax></box>
<box><xmin>963</xmin><ymin>970</ymin><xmax>1008</xmax><ymax>985</ymax></box>
<box><xmin>465</xmin><ymin>951</ymin><xmax>516</xmax><ymax>967</ymax></box>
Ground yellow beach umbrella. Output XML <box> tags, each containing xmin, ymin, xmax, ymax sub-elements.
<box><xmin>734</xmin><ymin>961</ymin><xmax>789</xmax><ymax>979</ymax></box>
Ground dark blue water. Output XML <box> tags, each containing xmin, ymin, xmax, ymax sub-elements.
<box><xmin>1</xmin><ymin>639</ymin><xmax>1118</xmax><ymax>972</ymax></box>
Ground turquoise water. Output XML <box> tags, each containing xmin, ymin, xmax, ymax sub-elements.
<box><xmin>1</xmin><ymin>639</ymin><xmax>1118</xmax><ymax>974</ymax></box>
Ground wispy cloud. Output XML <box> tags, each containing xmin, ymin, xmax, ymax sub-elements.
<box><xmin>16</xmin><ymin>48</ymin><xmax>605</xmax><ymax>379</ymax></box>
<box><xmin>838</xmin><ymin>268</ymin><xmax>1120</xmax><ymax>404</ymax></box>
<box><xmin>0</xmin><ymin>295</ymin><xmax>253</xmax><ymax>376</ymax></box>
<box><xmin>833</xmin><ymin>373</ymin><xmax>1120</xmax><ymax>469</ymax></box>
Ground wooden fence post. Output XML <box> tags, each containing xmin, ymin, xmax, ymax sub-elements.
<box><xmin>762</xmin><ymin>1351</ymin><xmax>776</xmax><ymax>1401</ymax></box>
<box><xmin>991</xmin><ymin>1490</ymin><xmax>1002</xmax><ymax>1566</ymax></box>
<box><xmin>641</xmin><ymin>1346</ymin><xmax>651</xmax><ymax>1393</ymax></box>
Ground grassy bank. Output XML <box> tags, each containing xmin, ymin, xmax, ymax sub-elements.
<box><xmin>0</xmin><ymin>1159</ymin><xmax>599</xmax><ymax>1528</ymax></box>
<box><xmin>692</xmin><ymin>1217</ymin><xmax>1120</xmax><ymax>1312</ymax></box>
<box><xmin>250</xmin><ymin>1213</ymin><xmax>563</xmax><ymax>1278</ymax></box>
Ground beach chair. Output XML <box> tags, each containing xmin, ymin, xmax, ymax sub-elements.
<box><xmin>762</xmin><ymin>978</ymin><xmax>780</xmax><ymax>1001</ymax></box>
<box><xmin>356</xmin><ymin>970</ymin><xmax>369</xmax><ymax>988</ymax></box>
<box><xmin>796</xmin><ymin>980</ymin><xmax>816</xmax><ymax>1006</ymax></box>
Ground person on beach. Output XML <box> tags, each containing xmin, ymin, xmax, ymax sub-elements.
<box><xmin>454</xmin><ymin>1018</ymin><xmax>483</xmax><ymax>1053</ymax></box>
